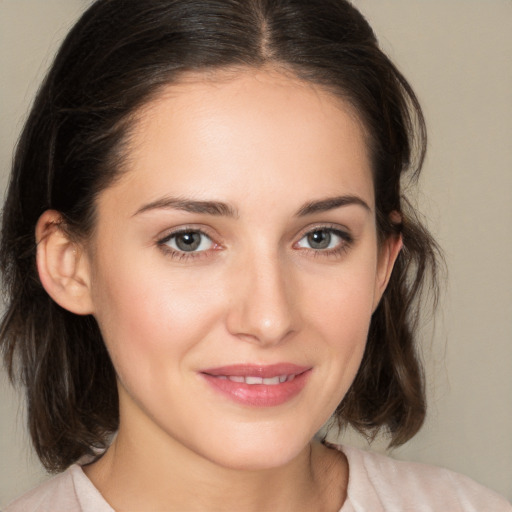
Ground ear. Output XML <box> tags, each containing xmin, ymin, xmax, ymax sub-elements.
<box><xmin>372</xmin><ymin>229</ymin><xmax>403</xmax><ymax>313</ymax></box>
<box><xmin>36</xmin><ymin>210</ymin><xmax>94</xmax><ymax>315</ymax></box>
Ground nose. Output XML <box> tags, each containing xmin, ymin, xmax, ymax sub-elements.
<box><xmin>225</xmin><ymin>251</ymin><xmax>299</xmax><ymax>347</ymax></box>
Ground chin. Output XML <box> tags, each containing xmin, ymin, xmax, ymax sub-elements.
<box><xmin>214</xmin><ymin>447</ymin><xmax>307</xmax><ymax>472</ymax></box>
<box><xmin>196</xmin><ymin>425</ymin><xmax>313</xmax><ymax>472</ymax></box>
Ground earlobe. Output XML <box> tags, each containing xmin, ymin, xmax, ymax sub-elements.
<box><xmin>36</xmin><ymin>210</ymin><xmax>94</xmax><ymax>315</ymax></box>
<box><xmin>372</xmin><ymin>232</ymin><xmax>403</xmax><ymax>312</ymax></box>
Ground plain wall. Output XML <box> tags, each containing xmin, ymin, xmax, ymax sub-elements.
<box><xmin>1</xmin><ymin>0</ymin><xmax>511</xmax><ymax>506</ymax></box>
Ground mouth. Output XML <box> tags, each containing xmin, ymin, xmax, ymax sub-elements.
<box><xmin>200</xmin><ymin>364</ymin><xmax>312</xmax><ymax>407</ymax></box>
<box><xmin>215</xmin><ymin>374</ymin><xmax>298</xmax><ymax>385</ymax></box>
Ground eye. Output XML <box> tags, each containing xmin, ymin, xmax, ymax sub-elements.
<box><xmin>161</xmin><ymin>230</ymin><xmax>214</xmax><ymax>253</ymax></box>
<box><xmin>295</xmin><ymin>227</ymin><xmax>351</xmax><ymax>251</ymax></box>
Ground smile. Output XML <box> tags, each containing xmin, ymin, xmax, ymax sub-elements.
<box><xmin>200</xmin><ymin>364</ymin><xmax>312</xmax><ymax>407</ymax></box>
<box><xmin>215</xmin><ymin>374</ymin><xmax>297</xmax><ymax>385</ymax></box>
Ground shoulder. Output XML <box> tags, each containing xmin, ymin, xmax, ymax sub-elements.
<box><xmin>3</xmin><ymin>465</ymin><xmax>113</xmax><ymax>512</ymax></box>
<box><xmin>3</xmin><ymin>467</ymin><xmax>79</xmax><ymax>512</ymax></box>
<box><xmin>336</xmin><ymin>444</ymin><xmax>512</xmax><ymax>512</ymax></box>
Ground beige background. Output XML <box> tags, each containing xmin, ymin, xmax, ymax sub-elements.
<box><xmin>1</xmin><ymin>0</ymin><xmax>511</xmax><ymax>506</ymax></box>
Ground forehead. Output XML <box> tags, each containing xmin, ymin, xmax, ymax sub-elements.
<box><xmin>105</xmin><ymin>67</ymin><xmax>374</xmax><ymax>214</ymax></box>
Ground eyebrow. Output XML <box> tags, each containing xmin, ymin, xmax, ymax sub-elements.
<box><xmin>133</xmin><ymin>194</ymin><xmax>370</xmax><ymax>218</ymax></box>
<box><xmin>296</xmin><ymin>195</ymin><xmax>371</xmax><ymax>216</ymax></box>
<box><xmin>133</xmin><ymin>197</ymin><xmax>239</xmax><ymax>218</ymax></box>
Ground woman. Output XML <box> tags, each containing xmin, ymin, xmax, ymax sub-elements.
<box><xmin>1</xmin><ymin>0</ymin><xmax>510</xmax><ymax>510</ymax></box>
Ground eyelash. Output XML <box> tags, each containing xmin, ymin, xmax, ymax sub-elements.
<box><xmin>156</xmin><ymin>225</ymin><xmax>354</xmax><ymax>261</ymax></box>
<box><xmin>157</xmin><ymin>227</ymin><xmax>218</xmax><ymax>261</ymax></box>
<box><xmin>295</xmin><ymin>225</ymin><xmax>354</xmax><ymax>258</ymax></box>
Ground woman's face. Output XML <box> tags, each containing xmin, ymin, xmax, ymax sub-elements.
<box><xmin>85</xmin><ymin>68</ymin><xmax>397</xmax><ymax>470</ymax></box>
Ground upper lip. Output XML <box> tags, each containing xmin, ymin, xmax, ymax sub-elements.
<box><xmin>201</xmin><ymin>363</ymin><xmax>311</xmax><ymax>378</ymax></box>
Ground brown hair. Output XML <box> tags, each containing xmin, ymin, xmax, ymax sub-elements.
<box><xmin>0</xmin><ymin>0</ymin><xmax>440</xmax><ymax>472</ymax></box>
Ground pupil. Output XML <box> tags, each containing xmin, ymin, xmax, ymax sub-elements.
<box><xmin>176</xmin><ymin>232</ymin><xmax>201</xmax><ymax>251</ymax></box>
<box><xmin>308</xmin><ymin>230</ymin><xmax>331</xmax><ymax>249</ymax></box>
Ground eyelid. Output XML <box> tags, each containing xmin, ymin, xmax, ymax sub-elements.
<box><xmin>154</xmin><ymin>223</ymin><xmax>354</xmax><ymax>261</ymax></box>
<box><xmin>292</xmin><ymin>224</ymin><xmax>354</xmax><ymax>256</ymax></box>
<box><xmin>293</xmin><ymin>223</ymin><xmax>353</xmax><ymax>242</ymax></box>
<box><xmin>156</xmin><ymin>225</ymin><xmax>223</xmax><ymax>260</ymax></box>
<box><xmin>164</xmin><ymin>231</ymin><xmax>213</xmax><ymax>252</ymax></box>
<box><xmin>156</xmin><ymin>224</ymin><xmax>219</xmax><ymax>244</ymax></box>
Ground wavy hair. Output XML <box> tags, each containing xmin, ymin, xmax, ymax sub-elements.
<box><xmin>1</xmin><ymin>0</ymin><xmax>440</xmax><ymax>471</ymax></box>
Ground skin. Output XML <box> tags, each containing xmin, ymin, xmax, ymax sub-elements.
<box><xmin>37</xmin><ymin>67</ymin><xmax>401</xmax><ymax>511</ymax></box>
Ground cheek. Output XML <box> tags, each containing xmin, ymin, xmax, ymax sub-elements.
<box><xmin>304</xmin><ymin>252</ymin><xmax>378</xmax><ymax>340</ymax></box>
<box><xmin>300</xmin><ymin>249</ymin><xmax>378</xmax><ymax>397</ymax></box>
<box><xmin>90</xmin><ymin>254</ymin><xmax>225</xmax><ymax>383</ymax></box>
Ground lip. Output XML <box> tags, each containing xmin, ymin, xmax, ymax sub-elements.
<box><xmin>200</xmin><ymin>363</ymin><xmax>312</xmax><ymax>407</ymax></box>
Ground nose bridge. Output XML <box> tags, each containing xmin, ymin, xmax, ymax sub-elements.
<box><xmin>227</xmin><ymin>246</ymin><xmax>297</xmax><ymax>346</ymax></box>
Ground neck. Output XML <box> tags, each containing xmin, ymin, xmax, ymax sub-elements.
<box><xmin>84</xmin><ymin>432</ymin><xmax>346</xmax><ymax>512</ymax></box>
<box><xmin>83</xmin><ymin>394</ymin><xmax>348</xmax><ymax>511</ymax></box>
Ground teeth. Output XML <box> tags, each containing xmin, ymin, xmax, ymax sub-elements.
<box><xmin>245</xmin><ymin>376</ymin><xmax>263</xmax><ymax>385</ymax></box>
<box><xmin>222</xmin><ymin>374</ymin><xmax>295</xmax><ymax>385</ymax></box>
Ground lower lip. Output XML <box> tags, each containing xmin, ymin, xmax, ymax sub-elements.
<box><xmin>201</xmin><ymin>370</ymin><xmax>311</xmax><ymax>407</ymax></box>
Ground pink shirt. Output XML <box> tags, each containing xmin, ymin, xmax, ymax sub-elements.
<box><xmin>4</xmin><ymin>445</ymin><xmax>511</xmax><ymax>511</ymax></box>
